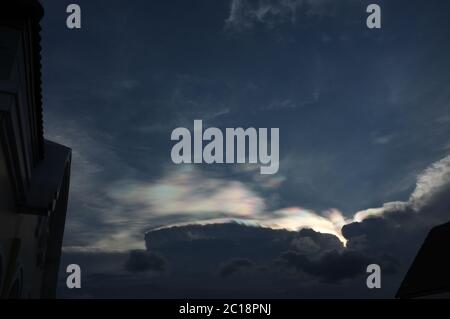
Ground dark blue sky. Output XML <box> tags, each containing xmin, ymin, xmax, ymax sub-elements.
<box><xmin>39</xmin><ymin>0</ymin><xmax>450</xmax><ymax>297</ymax></box>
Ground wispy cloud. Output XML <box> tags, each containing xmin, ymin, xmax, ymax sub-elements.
<box><xmin>225</xmin><ymin>0</ymin><xmax>334</xmax><ymax>31</ymax></box>
<box><xmin>353</xmin><ymin>154</ymin><xmax>450</xmax><ymax>220</ymax></box>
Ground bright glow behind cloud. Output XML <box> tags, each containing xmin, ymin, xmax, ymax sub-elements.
<box><xmin>258</xmin><ymin>207</ymin><xmax>348</xmax><ymax>243</ymax></box>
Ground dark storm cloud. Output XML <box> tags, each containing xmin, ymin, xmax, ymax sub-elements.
<box><xmin>145</xmin><ymin>223</ymin><xmax>295</xmax><ymax>265</ymax></box>
<box><xmin>277</xmin><ymin>250</ymin><xmax>370</xmax><ymax>283</ymax></box>
<box><xmin>144</xmin><ymin>223</ymin><xmax>372</xmax><ymax>284</ymax></box>
<box><xmin>278</xmin><ymin>228</ymin><xmax>398</xmax><ymax>283</ymax></box>
<box><xmin>219</xmin><ymin>258</ymin><xmax>254</xmax><ymax>277</ymax></box>
<box><xmin>290</xmin><ymin>228</ymin><xmax>343</xmax><ymax>254</ymax></box>
<box><xmin>125</xmin><ymin>250</ymin><xmax>166</xmax><ymax>273</ymax></box>
<box><xmin>58</xmin><ymin>222</ymin><xmax>401</xmax><ymax>298</ymax></box>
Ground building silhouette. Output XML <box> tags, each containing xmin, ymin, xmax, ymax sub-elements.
<box><xmin>0</xmin><ymin>0</ymin><xmax>71</xmax><ymax>298</ymax></box>
<box><xmin>397</xmin><ymin>222</ymin><xmax>450</xmax><ymax>298</ymax></box>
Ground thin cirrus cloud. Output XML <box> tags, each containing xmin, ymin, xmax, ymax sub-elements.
<box><xmin>225</xmin><ymin>0</ymin><xmax>334</xmax><ymax>31</ymax></box>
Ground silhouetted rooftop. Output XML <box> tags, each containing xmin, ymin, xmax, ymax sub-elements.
<box><xmin>396</xmin><ymin>221</ymin><xmax>450</xmax><ymax>298</ymax></box>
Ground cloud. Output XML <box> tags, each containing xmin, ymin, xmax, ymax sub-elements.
<box><xmin>142</xmin><ymin>154</ymin><xmax>450</xmax><ymax>293</ymax></box>
<box><xmin>107</xmin><ymin>167</ymin><xmax>266</xmax><ymax>219</ymax></box>
<box><xmin>290</xmin><ymin>228</ymin><xmax>342</xmax><ymax>254</ymax></box>
<box><xmin>49</xmin><ymin>102</ymin><xmax>450</xmax><ymax>265</ymax></box>
<box><xmin>225</xmin><ymin>0</ymin><xmax>333</xmax><ymax>31</ymax></box>
<box><xmin>143</xmin><ymin>222</ymin><xmax>389</xmax><ymax>286</ymax></box>
<box><xmin>372</xmin><ymin>134</ymin><xmax>395</xmax><ymax>145</ymax></box>
<box><xmin>145</xmin><ymin>224</ymin><xmax>345</xmax><ymax>274</ymax></box>
<box><xmin>47</xmin><ymin>101</ymin><xmax>450</xmax><ymax>286</ymax></box>
<box><xmin>125</xmin><ymin>250</ymin><xmax>166</xmax><ymax>273</ymax></box>
<box><xmin>353</xmin><ymin>201</ymin><xmax>409</xmax><ymax>223</ymax></box>
<box><xmin>219</xmin><ymin>258</ymin><xmax>254</xmax><ymax>277</ymax></box>
<box><xmin>341</xmin><ymin>155</ymin><xmax>450</xmax><ymax>286</ymax></box>
<box><xmin>58</xmin><ymin>152</ymin><xmax>450</xmax><ymax>297</ymax></box>
<box><xmin>46</xmin><ymin>114</ymin><xmax>349</xmax><ymax>252</ymax></box>
<box><xmin>278</xmin><ymin>250</ymin><xmax>370</xmax><ymax>283</ymax></box>
<box><xmin>45</xmin><ymin>116</ymin><xmax>150</xmax><ymax>251</ymax></box>
<box><xmin>252</xmin><ymin>207</ymin><xmax>347</xmax><ymax>242</ymax></box>
<box><xmin>411</xmin><ymin>155</ymin><xmax>450</xmax><ymax>210</ymax></box>
<box><xmin>60</xmin><ymin>222</ymin><xmax>401</xmax><ymax>298</ymax></box>
<box><xmin>105</xmin><ymin>165</ymin><xmax>349</xmax><ymax>246</ymax></box>
<box><xmin>226</xmin><ymin>0</ymin><xmax>301</xmax><ymax>30</ymax></box>
<box><xmin>353</xmin><ymin>155</ymin><xmax>450</xmax><ymax>222</ymax></box>
<box><xmin>147</xmin><ymin>207</ymin><xmax>347</xmax><ymax>243</ymax></box>
<box><xmin>275</xmin><ymin>227</ymin><xmax>385</xmax><ymax>283</ymax></box>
